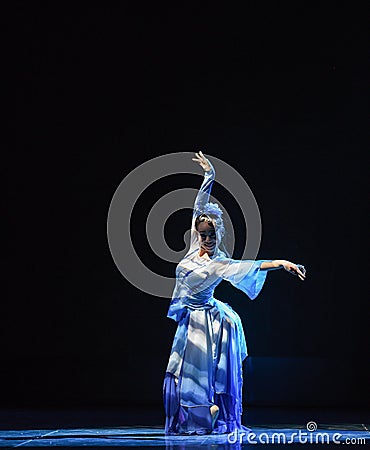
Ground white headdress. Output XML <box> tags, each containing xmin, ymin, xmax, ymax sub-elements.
<box><xmin>195</xmin><ymin>202</ymin><xmax>225</xmax><ymax>243</ymax></box>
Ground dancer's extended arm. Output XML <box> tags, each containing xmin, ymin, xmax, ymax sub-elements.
<box><xmin>260</xmin><ymin>260</ymin><xmax>306</xmax><ymax>281</ymax></box>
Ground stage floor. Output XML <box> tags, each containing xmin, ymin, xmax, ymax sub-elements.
<box><xmin>0</xmin><ymin>407</ymin><xmax>369</xmax><ymax>448</ymax></box>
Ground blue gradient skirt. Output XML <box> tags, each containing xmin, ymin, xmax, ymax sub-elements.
<box><xmin>163</xmin><ymin>301</ymin><xmax>252</xmax><ymax>435</ymax></box>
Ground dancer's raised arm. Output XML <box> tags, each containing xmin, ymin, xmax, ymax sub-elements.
<box><xmin>192</xmin><ymin>151</ymin><xmax>215</xmax><ymax>216</ymax></box>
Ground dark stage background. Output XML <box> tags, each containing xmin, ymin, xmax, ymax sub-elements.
<box><xmin>8</xmin><ymin>3</ymin><xmax>369</xmax><ymax>411</ymax></box>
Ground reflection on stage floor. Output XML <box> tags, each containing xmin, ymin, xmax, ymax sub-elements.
<box><xmin>0</xmin><ymin>407</ymin><xmax>368</xmax><ymax>448</ymax></box>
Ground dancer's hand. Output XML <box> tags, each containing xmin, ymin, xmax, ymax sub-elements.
<box><xmin>278</xmin><ymin>260</ymin><xmax>306</xmax><ymax>281</ymax></box>
<box><xmin>192</xmin><ymin>151</ymin><xmax>212</xmax><ymax>172</ymax></box>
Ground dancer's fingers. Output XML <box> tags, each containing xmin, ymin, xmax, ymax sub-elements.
<box><xmin>284</xmin><ymin>263</ymin><xmax>306</xmax><ymax>280</ymax></box>
<box><xmin>199</xmin><ymin>151</ymin><xmax>207</xmax><ymax>161</ymax></box>
<box><xmin>296</xmin><ymin>268</ymin><xmax>306</xmax><ymax>280</ymax></box>
<box><xmin>298</xmin><ymin>270</ymin><xmax>306</xmax><ymax>280</ymax></box>
<box><xmin>297</xmin><ymin>264</ymin><xmax>306</xmax><ymax>277</ymax></box>
<box><xmin>298</xmin><ymin>270</ymin><xmax>306</xmax><ymax>279</ymax></box>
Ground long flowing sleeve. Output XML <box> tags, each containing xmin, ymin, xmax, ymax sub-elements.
<box><xmin>218</xmin><ymin>258</ymin><xmax>272</xmax><ymax>300</ymax></box>
<box><xmin>185</xmin><ymin>164</ymin><xmax>216</xmax><ymax>255</ymax></box>
<box><xmin>193</xmin><ymin>165</ymin><xmax>215</xmax><ymax>217</ymax></box>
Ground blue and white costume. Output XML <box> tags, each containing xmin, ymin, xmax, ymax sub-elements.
<box><xmin>163</xmin><ymin>164</ymin><xmax>270</xmax><ymax>435</ymax></box>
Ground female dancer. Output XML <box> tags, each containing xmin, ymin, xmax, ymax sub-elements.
<box><xmin>163</xmin><ymin>151</ymin><xmax>306</xmax><ymax>435</ymax></box>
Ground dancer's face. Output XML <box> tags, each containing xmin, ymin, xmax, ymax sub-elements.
<box><xmin>196</xmin><ymin>221</ymin><xmax>217</xmax><ymax>255</ymax></box>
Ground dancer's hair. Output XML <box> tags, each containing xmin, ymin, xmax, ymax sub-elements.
<box><xmin>195</xmin><ymin>202</ymin><xmax>225</xmax><ymax>235</ymax></box>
